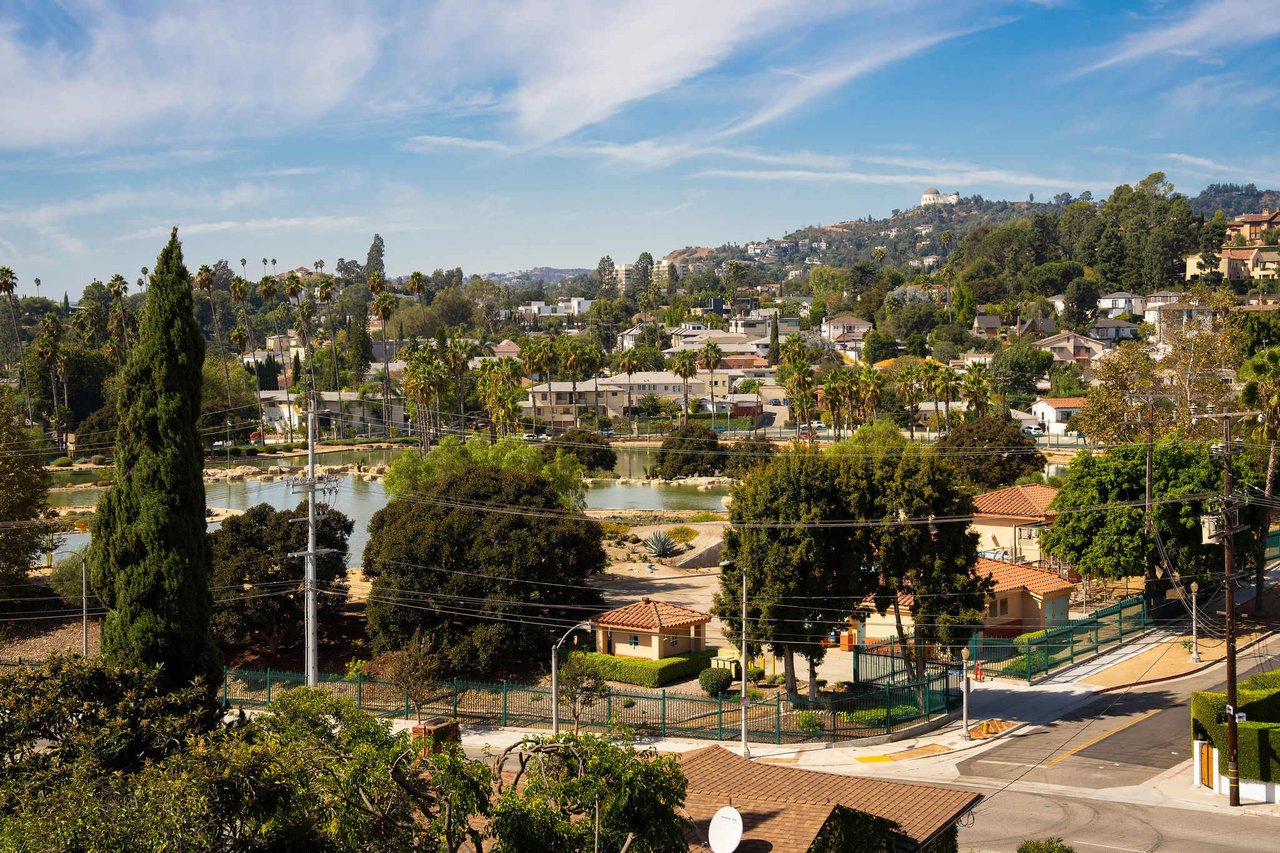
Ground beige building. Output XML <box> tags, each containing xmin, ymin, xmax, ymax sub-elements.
<box><xmin>593</xmin><ymin>598</ymin><xmax>711</xmax><ymax>660</ymax></box>
<box><xmin>972</xmin><ymin>484</ymin><xmax>1058</xmax><ymax>565</ymax></box>
<box><xmin>855</xmin><ymin>557</ymin><xmax>1073</xmax><ymax>642</ymax></box>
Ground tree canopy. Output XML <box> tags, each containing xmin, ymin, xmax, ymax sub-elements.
<box><xmin>936</xmin><ymin>417</ymin><xmax>1046</xmax><ymax>490</ymax></box>
<box><xmin>363</xmin><ymin>465</ymin><xmax>606</xmax><ymax>673</ymax></box>
<box><xmin>0</xmin><ymin>397</ymin><xmax>52</xmax><ymax>585</ymax></box>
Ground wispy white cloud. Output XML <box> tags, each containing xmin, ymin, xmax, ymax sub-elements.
<box><xmin>564</xmin><ymin>139</ymin><xmax>850</xmax><ymax>170</ymax></box>
<box><xmin>1163</xmin><ymin>152</ymin><xmax>1280</xmax><ymax>185</ymax></box>
<box><xmin>716</xmin><ymin>24</ymin><xmax>1002</xmax><ymax>138</ymax></box>
<box><xmin>697</xmin><ymin>164</ymin><xmax>1088</xmax><ymax>189</ymax></box>
<box><xmin>0</xmin><ymin>3</ymin><xmax>380</xmax><ymax>150</ymax></box>
<box><xmin>1075</xmin><ymin>0</ymin><xmax>1280</xmax><ymax>76</ymax></box>
<box><xmin>400</xmin><ymin>135</ymin><xmax>516</xmax><ymax>154</ymax></box>
<box><xmin>119</xmin><ymin>216</ymin><xmax>367</xmax><ymax>241</ymax></box>
<box><xmin>252</xmin><ymin>167</ymin><xmax>326</xmax><ymax>178</ymax></box>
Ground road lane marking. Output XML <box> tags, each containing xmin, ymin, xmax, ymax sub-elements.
<box><xmin>1044</xmin><ymin>709</ymin><xmax>1162</xmax><ymax>767</ymax></box>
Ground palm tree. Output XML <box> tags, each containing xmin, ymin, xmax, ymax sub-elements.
<box><xmin>522</xmin><ymin>336</ymin><xmax>556</xmax><ymax>431</ymax></box>
<box><xmin>316</xmin><ymin>275</ymin><xmax>344</xmax><ymax>438</ymax></box>
<box><xmin>559</xmin><ymin>336</ymin><xmax>588</xmax><ymax>428</ymax></box>
<box><xmin>1241</xmin><ymin>347</ymin><xmax>1280</xmax><ymax>614</ymax></box>
<box><xmin>476</xmin><ymin>356</ymin><xmax>523</xmax><ymax>439</ymax></box>
<box><xmin>0</xmin><ymin>266</ymin><xmax>32</xmax><ymax>421</ymax></box>
<box><xmin>580</xmin><ymin>341</ymin><xmax>607</xmax><ymax>429</ymax></box>
<box><xmin>961</xmin><ymin>364</ymin><xmax>992</xmax><ymax>419</ymax></box>
<box><xmin>407</xmin><ymin>271</ymin><xmax>426</xmax><ymax>305</ymax></box>
<box><xmin>282</xmin><ymin>271</ymin><xmax>306</xmax><ymax>395</ymax></box>
<box><xmin>937</xmin><ymin>366</ymin><xmax>962</xmax><ymax>431</ymax></box>
<box><xmin>371</xmin><ymin>288</ymin><xmax>398</xmax><ymax>436</ymax></box>
<box><xmin>785</xmin><ymin>362</ymin><xmax>817</xmax><ymax>445</ymax></box>
<box><xmin>262</xmin><ymin>258</ymin><xmax>269</xmax><ymax>278</ymax></box>
<box><xmin>858</xmin><ymin>363</ymin><xmax>887</xmax><ymax>424</ymax></box>
<box><xmin>668</xmin><ymin>350</ymin><xmax>698</xmax><ymax>424</ymax></box>
<box><xmin>443</xmin><ymin>336</ymin><xmax>479</xmax><ymax>430</ymax></box>
<box><xmin>920</xmin><ymin>360</ymin><xmax>943</xmax><ymax>436</ymax></box>
<box><xmin>196</xmin><ymin>264</ymin><xmax>235</xmax><ymax>418</ymax></box>
<box><xmin>240</xmin><ymin>258</ymin><xmax>248</xmax><ymax>279</ymax></box>
<box><xmin>106</xmin><ymin>273</ymin><xmax>132</xmax><ymax>356</ymax></box>
<box><xmin>230</xmin><ymin>276</ymin><xmax>265</xmax><ymax>443</ymax></box>
<box><xmin>823</xmin><ymin>367</ymin><xmax>852</xmax><ymax>439</ymax></box>
<box><xmin>699</xmin><ymin>341</ymin><xmax>723</xmax><ymax>433</ymax></box>
<box><xmin>617</xmin><ymin>349</ymin><xmax>641</xmax><ymax>436</ymax></box>
<box><xmin>314</xmin><ymin>259</ymin><xmax>324</xmax><ymax>276</ymax></box>
<box><xmin>895</xmin><ymin>363</ymin><xmax>924</xmax><ymax>439</ymax></box>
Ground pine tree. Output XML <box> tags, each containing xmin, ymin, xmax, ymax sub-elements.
<box><xmin>365</xmin><ymin>234</ymin><xmax>386</xmax><ymax>283</ymax></box>
<box><xmin>89</xmin><ymin>228</ymin><xmax>222</xmax><ymax>694</ymax></box>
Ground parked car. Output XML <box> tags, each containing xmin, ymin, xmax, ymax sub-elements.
<box><xmin>521</xmin><ymin>433</ymin><xmax>540</xmax><ymax>442</ymax></box>
<box><xmin>768</xmin><ymin>398</ymin><xmax>783</xmax><ymax>406</ymax></box>
<box><xmin>1021</xmin><ymin>424</ymin><xmax>1044</xmax><ymax>437</ymax></box>
<box><xmin>600</xmin><ymin>428</ymin><xmax>616</xmax><ymax>438</ymax></box>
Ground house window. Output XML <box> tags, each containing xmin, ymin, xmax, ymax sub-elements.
<box><xmin>999</xmin><ymin>599</ymin><xmax>1009</xmax><ymax>616</ymax></box>
<box><xmin>669</xmin><ymin>635</ymin><xmax>679</xmax><ymax>647</ymax></box>
<box><xmin>989</xmin><ymin>600</ymin><xmax>997</xmax><ymax>617</ymax></box>
<box><xmin>629</xmin><ymin>635</ymin><xmax>639</xmax><ymax>647</ymax></box>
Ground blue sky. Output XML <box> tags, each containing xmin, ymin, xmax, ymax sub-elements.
<box><xmin>2</xmin><ymin>0</ymin><xmax>1280</xmax><ymax>298</ymax></box>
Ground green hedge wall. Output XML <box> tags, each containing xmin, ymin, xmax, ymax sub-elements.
<box><xmin>576</xmin><ymin>649</ymin><xmax>717</xmax><ymax>688</ymax></box>
<box><xmin>1192</xmin><ymin>668</ymin><xmax>1280</xmax><ymax>782</ymax></box>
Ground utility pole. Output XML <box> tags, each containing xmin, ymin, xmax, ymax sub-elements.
<box><xmin>723</xmin><ymin>559</ymin><xmax>750</xmax><ymax>758</ymax></box>
<box><xmin>305</xmin><ymin>402</ymin><xmax>318</xmax><ymax>687</ymax></box>
<box><xmin>1196</xmin><ymin>406</ymin><xmax>1258</xmax><ymax>808</ymax></box>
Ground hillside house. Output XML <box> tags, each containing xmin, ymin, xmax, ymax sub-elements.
<box><xmin>1227</xmin><ymin>209</ymin><xmax>1280</xmax><ymax>244</ymax></box>
<box><xmin>1097</xmin><ymin>291</ymin><xmax>1146</xmax><ymax>318</ymax></box>
<box><xmin>1088</xmin><ymin>318</ymin><xmax>1140</xmax><ymax>344</ymax></box>
<box><xmin>1030</xmin><ymin>397</ymin><xmax>1087</xmax><ymax>434</ymax></box>
<box><xmin>972</xmin><ymin>484</ymin><xmax>1058</xmax><ymax>565</ymax></box>
<box><xmin>1035</xmin><ymin>332</ymin><xmax>1105</xmax><ymax>367</ymax></box>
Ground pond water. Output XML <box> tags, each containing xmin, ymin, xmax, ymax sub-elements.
<box><xmin>48</xmin><ymin>445</ymin><xmax>729</xmax><ymax>564</ymax></box>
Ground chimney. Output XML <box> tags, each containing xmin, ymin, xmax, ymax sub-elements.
<box><xmin>1264</xmin><ymin>209</ymin><xmax>1271</xmax><ymax>216</ymax></box>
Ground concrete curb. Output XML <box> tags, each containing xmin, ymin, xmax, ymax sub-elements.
<box><xmin>1095</xmin><ymin>630</ymin><xmax>1276</xmax><ymax>693</ymax></box>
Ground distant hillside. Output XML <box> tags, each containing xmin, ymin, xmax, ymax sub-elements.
<box><xmin>1191</xmin><ymin>183</ymin><xmax>1280</xmax><ymax>218</ymax></box>
<box><xmin>483</xmin><ymin>266</ymin><xmax>590</xmax><ymax>285</ymax></box>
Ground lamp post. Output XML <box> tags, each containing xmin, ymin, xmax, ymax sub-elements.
<box><xmin>551</xmin><ymin>621</ymin><xmax>592</xmax><ymax>737</ymax></box>
<box><xmin>1190</xmin><ymin>581</ymin><xmax>1201</xmax><ymax>663</ymax></box>
<box><xmin>722</xmin><ymin>559</ymin><xmax>750</xmax><ymax>759</ymax></box>
<box><xmin>960</xmin><ymin>646</ymin><xmax>971</xmax><ymax>741</ymax></box>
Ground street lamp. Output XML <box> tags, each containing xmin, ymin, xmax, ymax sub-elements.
<box><xmin>722</xmin><ymin>559</ymin><xmax>750</xmax><ymax>759</ymax></box>
<box><xmin>960</xmin><ymin>646</ymin><xmax>971</xmax><ymax>741</ymax></box>
<box><xmin>1190</xmin><ymin>581</ymin><xmax>1201</xmax><ymax>663</ymax></box>
<box><xmin>551</xmin><ymin>621</ymin><xmax>592</xmax><ymax>737</ymax></box>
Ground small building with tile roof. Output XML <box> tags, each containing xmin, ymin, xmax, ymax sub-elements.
<box><xmin>855</xmin><ymin>557</ymin><xmax>1074</xmax><ymax>642</ymax></box>
<box><xmin>679</xmin><ymin>744</ymin><xmax>982</xmax><ymax>852</ymax></box>
<box><xmin>972</xmin><ymin>483</ymin><xmax>1058</xmax><ymax>565</ymax></box>
<box><xmin>592</xmin><ymin>597</ymin><xmax>711</xmax><ymax>660</ymax></box>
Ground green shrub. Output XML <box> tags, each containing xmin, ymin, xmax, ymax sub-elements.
<box><xmin>620</xmin><ymin>698</ymin><xmax>636</xmax><ymax>709</ymax></box>
<box><xmin>795</xmin><ymin>710</ymin><xmax>823</xmax><ymax>733</ymax></box>
<box><xmin>1002</xmin><ymin>649</ymin><xmax>1049</xmax><ymax>677</ymax></box>
<box><xmin>666</xmin><ymin>525</ymin><xmax>697</xmax><ymax>544</ymax></box>
<box><xmin>1193</xmin><ymin>667</ymin><xmax>1280</xmax><ymax>782</ymax></box>
<box><xmin>542</xmin><ymin>428</ymin><xmax>617</xmax><ymax>473</ymax></box>
<box><xmin>644</xmin><ymin>530</ymin><xmax>680</xmax><ymax>558</ymax></box>
<box><xmin>698</xmin><ymin>668</ymin><xmax>734</xmax><ymax>696</ymax></box>
<box><xmin>228</xmin><ymin>447</ymin><xmax>243</xmax><ymax>457</ymax></box>
<box><xmin>243</xmin><ymin>447</ymin><xmax>258</xmax><ymax>457</ymax></box>
<box><xmin>50</xmin><ymin>457</ymin><xmax>72</xmax><ymax>467</ymax></box>
<box><xmin>745</xmin><ymin>665</ymin><xmax>765</xmax><ymax>682</ymax></box>
<box><xmin>600</xmin><ymin>521</ymin><xmax>631</xmax><ymax>540</ymax></box>
<box><xmin>1014</xmin><ymin>630</ymin><xmax>1047</xmax><ymax>650</ymax></box>
<box><xmin>1018</xmin><ymin>839</ymin><xmax>1076</xmax><ymax>853</ymax></box>
<box><xmin>838</xmin><ymin>704</ymin><xmax>921</xmax><ymax>728</ymax></box>
<box><xmin>687</xmin><ymin>511</ymin><xmax>726</xmax><ymax>523</ymax></box>
<box><xmin>576</xmin><ymin>650</ymin><xmax>717</xmax><ymax>688</ymax></box>
<box><xmin>90</xmin><ymin>455</ymin><xmax>108</xmax><ymax>466</ymax></box>
<box><xmin>765</xmin><ymin>674</ymin><xmax>786</xmax><ymax>686</ymax></box>
<box><xmin>650</xmin><ymin>424</ymin><xmax>724</xmax><ymax>479</ymax></box>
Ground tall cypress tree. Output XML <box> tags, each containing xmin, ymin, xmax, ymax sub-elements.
<box><xmin>89</xmin><ymin>228</ymin><xmax>221</xmax><ymax>693</ymax></box>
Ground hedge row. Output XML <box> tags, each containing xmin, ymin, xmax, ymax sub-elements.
<box><xmin>576</xmin><ymin>649</ymin><xmax>717</xmax><ymax>688</ymax></box>
<box><xmin>1192</xmin><ymin>668</ymin><xmax>1280</xmax><ymax>782</ymax></box>
<box><xmin>837</xmin><ymin>704</ymin><xmax>921</xmax><ymax>728</ymax></box>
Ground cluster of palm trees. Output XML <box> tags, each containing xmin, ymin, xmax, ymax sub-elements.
<box><xmin>521</xmin><ymin>335</ymin><xmax>607</xmax><ymax>429</ymax></box>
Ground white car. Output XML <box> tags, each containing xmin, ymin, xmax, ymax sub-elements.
<box><xmin>1021</xmin><ymin>424</ymin><xmax>1044</xmax><ymax>437</ymax></box>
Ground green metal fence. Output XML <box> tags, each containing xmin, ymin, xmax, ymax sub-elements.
<box><xmin>217</xmin><ymin>666</ymin><xmax>961</xmax><ymax>744</ymax></box>
<box><xmin>967</xmin><ymin>595</ymin><xmax>1149</xmax><ymax>684</ymax></box>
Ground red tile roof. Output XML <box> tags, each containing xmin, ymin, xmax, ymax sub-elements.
<box><xmin>977</xmin><ymin>557</ymin><xmax>1074</xmax><ymax>596</ymax></box>
<box><xmin>1035</xmin><ymin>396</ymin><xmax>1088</xmax><ymax>409</ymax></box>
<box><xmin>973</xmin><ymin>484</ymin><xmax>1059</xmax><ymax>519</ymax></box>
<box><xmin>679</xmin><ymin>746</ymin><xmax>982</xmax><ymax>851</ymax></box>
<box><xmin>592</xmin><ymin>598</ymin><xmax>711</xmax><ymax>630</ymax></box>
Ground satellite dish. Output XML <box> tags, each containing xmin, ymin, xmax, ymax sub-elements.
<box><xmin>708</xmin><ymin>805</ymin><xmax>743</xmax><ymax>853</ymax></box>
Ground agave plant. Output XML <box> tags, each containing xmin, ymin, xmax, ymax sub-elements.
<box><xmin>644</xmin><ymin>530</ymin><xmax>680</xmax><ymax>558</ymax></box>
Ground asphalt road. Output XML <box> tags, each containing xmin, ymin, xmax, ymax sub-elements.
<box><xmin>955</xmin><ymin>648</ymin><xmax>1280</xmax><ymax>851</ymax></box>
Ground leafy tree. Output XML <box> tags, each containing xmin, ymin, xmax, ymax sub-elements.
<box><xmin>990</xmin><ymin>341</ymin><xmax>1053</xmax><ymax>408</ymax></box>
<box><xmin>0</xmin><ymin>397</ymin><xmax>52</xmax><ymax>584</ymax></box>
<box><xmin>630</xmin><ymin>251</ymin><xmax>654</xmax><ymax>304</ymax></box>
<box><xmin>650</xmin><ymin>424</ymin><xmax>724</xmax><ymax>479</ymax></box>
<box><xmin>595</xmin><ymin>255</ymin><xmax>618</xmax><ymax>298</ymax></box>
<box><xmin>722</xmin><ymin>434</ymin><xmax>776</xmax><ymax>478</ymax></box>
<box><xmin>936</xmin><ymin>417</ymin><xmax>1046</xmax><ymax>490</ymax></box>
<box><xmin>89</xmin><ymin>229</ymin><xmax>222</xmax><ymax>695</ymax></box>
<box><xmin>1061</xmin><ymin>277</ymin><xmax>1098</xmax><ymax>330</ymax></box>
<box><xmin>952</xmin><ymin>283</ymin><xmax>976</xmax><ymax>327</ymax></box>
<box><xmin>861</xmin><ymin>329</ymin><xmax>898</xmax><ymax>364</ymax></box>
<box><xmin>364</xmin><ymin>233</ymin><xmax>386</xmax><ymax>282</ymax></box>
<box><xmin>384</xmin><ymin>436</ymin><xmax>587</xmax><ymax>509</ymax></box>
<box><xmin>1041</xmin><ymin>441</ymin><xmax>1264</xmax><ymax>584</ymax></box>
<box><xmin>556</xmin><ymin>654</ymin><xmax>608</xmax><ymax>734</ymax></box>
<box><xmin>542</xmin><ymin>428</ymin><xmax>616</xmax><ymax>473</ymax></box>
<box><xmin>715</xmin><ymin>449</ymin><xmax>870</xmax><ymax>694</ymax></box>
<box><xmin>1197</xmin><ymin>211</ymin><xmax>1228</xmax><ymax>285</ymax></box>
<box><xmin>363</xmin><ymin>466</ymin><xmax>606</xmax><ymax>672</ymax></box>
<box><xmin>207</xmin><ymin>502</ymin><xmax>352</xmax><ymax>652</ymax></box>
<box><xmin>490</xmin><ymin>735</ymin><xmax>689</xmax><ymax>853</ymax></box>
